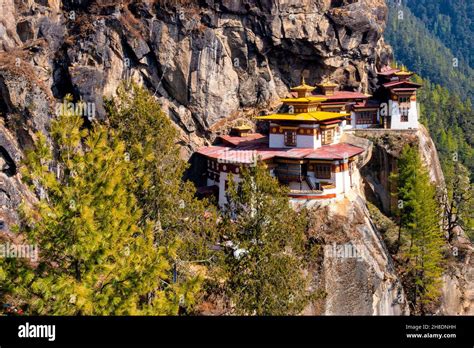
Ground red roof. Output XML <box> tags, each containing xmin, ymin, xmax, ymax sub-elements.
<box><xmin>197</xmin><ymin>143</ymin><xmax>310</xmax><ymax>163</ymax></box>
<box><xmin>383</xmin><ymin>80</ymin><xmax>422</xmax><ymax>88</ymax></box>
<box><xmin>313</xmin><ymin>91</ymin><xmax>369</xmax><ymax>100</ymax></box>
<box><xmin>319</xmin><ymin>101</ymin><xmax>348</xmax><ymax>105</ymax></box>
<box><xmin>219</xmin><ymin>133</ymin><xmax>266</xmax><ymax>146</ymax></box>
<box><xmin>304</xmin><ymin>143</ymin><xmax>364</xmax><ymax>160</ymax></box>
<box><xmin>197</xmin><ymin>137</ymin><xmax>364</xmax><ymax>163</ymax></box>
<box><xmin>392</xmin><ymin>88</ymin><xmax>418</xmax><ymax>92</ymax></box>
<box><xmin>353</xmin><ymin>100</ymin><xmax>380</xmax><ymax>109</ymax></box>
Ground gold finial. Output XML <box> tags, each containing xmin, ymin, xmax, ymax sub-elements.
<box><xmin>291</xmin><ymin>76</ymin><xmax>316</xmax><ymax>97</ymax></box>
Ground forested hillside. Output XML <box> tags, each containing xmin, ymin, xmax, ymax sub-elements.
<box><xmin>385</xmin><ymin>1</ymin><xmax>474</xmax><ymax>102</ymax></box>
<box><xmin>384</xmin><ymin>1</ymin><xmax>474</xmax><ymax>243</ymax></box>
<box><xmin>385</xmin><ymin>1</ymin><xmax>474</xmax><ymax>186</ymax></box>
<box><xmin>414</xmin><ymin>75</ymin><xmax>474</xmax><ymax>181</ymax></box>
<box><xmin>404</xmin><ymin>0</ymin><xmax>473</xmax><ymax>69</ymax></box>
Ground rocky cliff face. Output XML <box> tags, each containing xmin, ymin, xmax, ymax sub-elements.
<box><xmin>305</xmin><ymin>194</ymin><xmax>409</xmax><ymax>315</ymax></box>
<box><xmin>1</xmin><ymin>0</ymin><xmax>391</xmax><ymax>135</ymax></box>
<box><xmin>355</xmin><ymin>127</ymin><xmax>474</xmax><ymax>315</ymax></box>
<box><xmin>0</xmin><ymin>0</ymin><xmax>390</xmax><ymax>233</ymax></box>
<box><xmin>415</xmin><ymin>126</ymin><xmax>473</xmax><ymax>315</ymax></box>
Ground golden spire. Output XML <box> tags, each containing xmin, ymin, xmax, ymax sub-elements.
<box><xmin>291</xmin><ymin>75</ymin><xmax>316</xmax><ymax>98</ymax></box>
<box><xmin>395</xmin><ymin>65</ymin><xmax>413</xmax><ymax>76</ymax></box>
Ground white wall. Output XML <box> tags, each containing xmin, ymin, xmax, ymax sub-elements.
<box><xmin>343</xmin><ymin>119</ymin><xmax>353</xmax><ymax>130</ymax></box>
<box><xmin>269</xmin><ymin>124</ymin><xmax>321</xmax><ymax>149</ymax></box>
<box><xmin>218</xmin><ymin>171</ymin><xmax>241</xmax><ymax>207</ymax></box>
<box><xmin>269</xmin><ymin>133</ymin><xmax>285</xmax><ymax>148</ymax></box>
<box><xmin>333</xmin><ymin>162</ymin><xmax>344</xmax><ymax>194</ymax></box>
<box><xmin>389</xmin><ymin>100</ymin><xmax>418</xmax><ymax>130</ymax></box>
<box><xmin>333</xmin><ymin>125</ymin><xmax>343</xmax><ymax>143</ymax></box>
<box><xmin>297</xmin><ymin>134</ymin><xmax>317</xmax><ymax>148</ymax></box>
<box><xmin>350</xmin><ymin>111</ymin><xmax>357</xmax><ymax>128</ymax></box>
<box><xmin>307</xmin><ymin>160</ymin><xmax>348</xmax><ymax>195</ymax></box>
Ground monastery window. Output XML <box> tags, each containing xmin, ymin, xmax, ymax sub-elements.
<box><xmin>314</xmin><ymin>164</ymin><xmax>332</xmax><ymax>179</ymax></box>
<box><xmin>284</xmin><ymin>130</ymin><xmax>297</xmax><ymax>146</ymax></box>
<box><xmin>321</xmin><ymin>129</ymin><xmax>334</xmax><ymax>145</ymax></box>
<box><xmin>356</xmin><ymin>111</ymin><xmax>376</xmax><ymax>125</ymax></box>
<box><xmin>399</xmin><ymin>96</ymin><xmax>410</xmax><ymax>104</ymax></box>
<box><xmin>400</xmin><ymin>108</ymin><xmax>409</xmax><ymax>122</ymax></box>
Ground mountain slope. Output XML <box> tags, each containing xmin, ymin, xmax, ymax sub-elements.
<box><xmin>0</xmin><ymin>0</ymin><xmax>471</xmax><ymax>316</ymax></box>
<box><xmin>384</xmin><ymin>1</ymin><xmax>474</xmax><ymax>103</ymax></box>
<box><xmin>405</xmin><ymin>0</ymin><xmax>474</xmax><ymax>69</ymax></box>
<box><xmin>384</xmin><ymin>1</ymin><xmax>474</xmax><ymax>183</ymax></box>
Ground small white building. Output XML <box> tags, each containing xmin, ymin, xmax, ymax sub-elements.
<box><xmin>376</xmin><ymin>66</ymin><xmax>422</xmax><ymax>130</ymax></box>
<box><xmin>312</xmin><ymin>67</ymin><xmax>422</xmax><ymax>130</ymax></box>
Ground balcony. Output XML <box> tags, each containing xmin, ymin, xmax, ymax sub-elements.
<box><xmin>274</xmin><ymin>165</ymin><xmax>304</xmax><ymax>183</ymax></box>
<box><xmin>288</xmin><ymin>182</ymin><xmax>338</xmax><ymax>200</ymax></box>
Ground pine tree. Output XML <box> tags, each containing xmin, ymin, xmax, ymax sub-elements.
<box><xmin>105</xmin><ymin>83</ymin><xmax>219</xmax><ymax>287</ymax></box>
<box><xmin>395</xmin><ymin>145</ymin><xmax>446</xmax><ymax>312</ymax></box>
<box><xmin>442</xmin><ymin>161</ymin><xmax>474</xmax><ymax>241</ymax></box>
<box><xmin>392</xmin><ymin>144</ymin><xmax>419</xmax><ymax>252</ymax></box>
<box><xmin>1</xmin><ymin>102</ymin><xmax>198</xmax><ymax>315</ymax></box>
<box><xmin>220</xmin><ymin>164</ymin><xmax>311</xmax><ymax>315</ymax></box>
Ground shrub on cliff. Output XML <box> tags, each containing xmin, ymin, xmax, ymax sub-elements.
<box><xmin>219</xmin><ymin>164</ymin><xmax>312</xmax><ymax>315</ymax></box>
<box><xmin>105</xmin><ymin>83</ymin><xmax>219</xmax><ymax>268</ymax></box>
<box><xmin>1</xmin><ymin>103</ymin><xmax>197</xmax><ymax>315</ymax></box>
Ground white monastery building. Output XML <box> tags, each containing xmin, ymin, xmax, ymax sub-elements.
<box><xmin>195</xmin><ymin>65</ymin><xmax>422</xmax><ymax>206</ymax></box>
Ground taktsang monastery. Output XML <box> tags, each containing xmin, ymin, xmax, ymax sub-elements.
<box><xmin>196</xmin><ymin>66</ymin><xmax>422</xmax><ymax>206</ymax></box>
